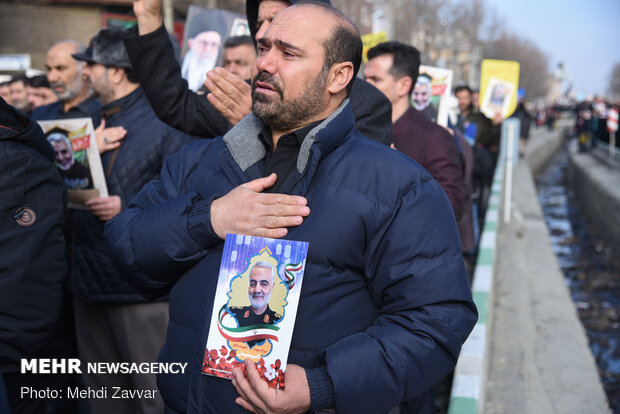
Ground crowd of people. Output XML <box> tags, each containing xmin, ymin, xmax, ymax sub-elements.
<box><xmin>521</xmin><ymin>99</ymin><xmax>620</xmax><ymax>153</ymax></box>
<box><xmin>0</xmin><ymin>74</ymin><xmax>58</xmax><ymax>114</ymax></box>
<box><xmin>571</xmin><ymin>99</ymin><xmax>619</xmax><ymax>152</ymax></box>
<box><xmin>0</xmin><ymin>0</ymin><xmax>539</xmax><ymax>413</ymax></box>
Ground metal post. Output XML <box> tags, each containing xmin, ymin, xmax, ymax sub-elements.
<box><xmin>504</xmin><ymin>122</ymin><xmax>516</xmax><ymax>224</ymax></box>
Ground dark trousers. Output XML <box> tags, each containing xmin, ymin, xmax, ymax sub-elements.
<box><xmin>2</xmin><ymin>293</ymin><xmax>87</xmax><ymax>414</ymax></box>
<box><xmin>72</xmin><ymin>297</ymin><xmax>168</xmax><ymax>414</ymax></box>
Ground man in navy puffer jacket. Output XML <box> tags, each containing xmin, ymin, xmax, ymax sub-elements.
<box><xmin>106</xmin><ymin>4</ymin><xmax>476</xmax><ymax>413</ymax></box>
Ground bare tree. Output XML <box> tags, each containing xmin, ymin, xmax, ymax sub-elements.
<box><xmin>331</xmin><ymin>0</ymin><xmax>374</xmax><ymax>33</ymax></box>
<box><xmin>608</xmin><ymin>62</ymin><xmax>620</xmax><ymax>99</ymax></box>
<box><xmin>331</xmin><ymin>0</ymin><xmax>549</xmax><ymax>98</ymax></box>
<box><xmin>450</xmin><ymin>0</ymin><xmax>486</xmax><ymax>46</ymax></box>
<box><xmin>391</xmin><ymin>0</ymin><xmax>448</xmax><ymax>45</ymax></box>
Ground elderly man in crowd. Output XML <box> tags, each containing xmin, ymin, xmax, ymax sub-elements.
<box><xmin>32</xmin><ymin>40</ymin><xmax>100</xmax><ymax>121</ymax></box>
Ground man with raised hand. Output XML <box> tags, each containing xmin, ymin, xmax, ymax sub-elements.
<box><xmin>106</xmin><ymin>3</ymin><xmax>476</xmax><ymax>413</ymax></box>
<box><xmin>123</xmin><ymin>0</ymin><xmax>392</xmax><ymax>145</ymax></box>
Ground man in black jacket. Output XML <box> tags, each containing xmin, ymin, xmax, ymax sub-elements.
<box><xmin>124</xmin><ymin>0</ymin><xmax>393</xmax><ymax>145</ymax></box>
<box><xmin>0</xmin><ymin>97</ymin><xmax>67</xmax><ymax>413</ymax></box>
<box><xmin>69</xmin><ymin>27</ymin><xmax>194</xmax><ymax>414</ymax></box>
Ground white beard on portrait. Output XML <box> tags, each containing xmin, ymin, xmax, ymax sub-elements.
<box><xmin>181</xmin><ymin>49</ymin><xmax>218</xmax><ymax>92</ymax></box>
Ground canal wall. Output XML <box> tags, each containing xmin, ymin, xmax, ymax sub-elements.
<box><xmin>568</xmin><ymin>146</ymin><xmax>620</xmax><ymax>247</ymax></box>
<box><xmin>487</xmin><ymin>120</ymin><xmax>609</xmax><ymax>413</ymax></box>
<box><xmin>527</xmin><ymin>123</ymin><xmax>569</xmax><ymax>174</ymax></box>
<box><xmin>450</xmin><ymin>119</ymin><xmax>610</xmax><ymax>414</ymax></box>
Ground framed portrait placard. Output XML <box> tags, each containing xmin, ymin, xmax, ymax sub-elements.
<box><xmin>38</xmin><ymin>118</ymin><xmax>108</xmax><ymax>209</ymax></box>
<box><xmin>479</xmin><ymin>59</ymin><xmax>520</xmax><ymax>119</ymax></box>
<box><xmin>181</xmin><ymin>6</ymin><xmax>248</xmax><ymax>91</ymax></box>
<box><xmin>413</xmin><ymin>65</ymin><xmax>453</xmax><ymax>127</ymax></box>
<box><xmin>480</xmin><ymin>77</ymin><xmax>515</xmax><ymax>119</ymax></box>
<box><xmin>203</xmin><ymin>234</ymin><xmax>308</xmax><ymax>389</ymax></box>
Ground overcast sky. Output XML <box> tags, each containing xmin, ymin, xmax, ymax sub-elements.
<box><xmin>483</xmin><ymin>0</ymin><xmax>620</xmax><ymax>97</ymax></box>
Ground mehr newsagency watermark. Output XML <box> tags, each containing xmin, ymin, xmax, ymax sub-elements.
<box><xmin>19</xmin><ymin>358</ymin><xmax>187</xmax><ymax>400</ymax></box>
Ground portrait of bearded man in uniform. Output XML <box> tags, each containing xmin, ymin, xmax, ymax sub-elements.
<box><xmin>46</xmin><ymin>127</ymin><xmax>93</xmax><ymax>190</ymax></box>
<box><xmin>229</xmin><ymin>260</ymin><xmax>286</xmax><ymax>348</ymax></box>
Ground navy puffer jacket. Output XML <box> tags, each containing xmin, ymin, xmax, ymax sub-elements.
<box><xmin>106</xmin><ymin>100</ymin><xmax>477</xmax><ymax>413</ymax></box>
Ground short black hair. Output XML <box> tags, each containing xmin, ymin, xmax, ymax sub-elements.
<box><xmin>223</xmin><ymin>35</ymin><xmax>254</xmax><ymax>49</ymax></box>
<box><xmin>323</xmin><ymin>25</ymin><xmax>362</xmax><ymax>96</ymax></box>
<box><xmin>367</xmin><ymin>41</ymin><xmax>420</xmax><ymax>95</ymax></box>
<box><xmin>454</xmin><ymin>84</ymin><xmax>472</xmax><ymax>95</ymax></box>
<box><xmin>294</xmin><ymin>2</ymin><xmax>362</xmax><ymax>96</ymax></box>
<box><xmin>9</xmin><ymin>74</ymin><xmax>28</xmax><ymax>86</ymax></box>
<box><xmin>28</xmin><ymin>75</ymin><xmax>51</xmax><ymax>88</ymax></box>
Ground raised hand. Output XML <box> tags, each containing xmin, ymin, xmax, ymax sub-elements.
<box><xmin>205</xmin><ymin>67</ymin><xmax>253</xmax><ymax>126</ymax></box>
<box><xmin>133</xmin><ymin>0</ymin><xmax>163</xmax><ymax>35</ymax></box>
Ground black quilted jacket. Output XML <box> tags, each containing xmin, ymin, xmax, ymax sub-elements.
<box><xmin>68</xmin><ymin>88</ymin><xmax>195</xmax><ymax>302</ymax></box>
<box><xmin>0</xmin><ymin>98</ymin><xmax>67</xmax><ymax>370</ymax></box>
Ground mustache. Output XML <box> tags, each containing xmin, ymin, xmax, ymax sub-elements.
<box><xmin>252</xmin><ymin>72</ymin><xmax>283</xmax><ymax>98</ymax></box>
<box><xmin>50</xmin><ymin>82</ymin><xmax>65</xmax><ymax>89</ymax></box>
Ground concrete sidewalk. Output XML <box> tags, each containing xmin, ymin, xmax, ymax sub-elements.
<box><xmin>483</xmin><ymin>121</ymin><xmax>610</xmax><ymax>413</ymax></box>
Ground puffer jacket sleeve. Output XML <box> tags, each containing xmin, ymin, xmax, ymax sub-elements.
<box><xmin>121</xmin><ymin>25</ymin><xmax>231</xmax><ymax>138</ymax></box>
<box><xmin>308</xmin><ymin>176</ymin><xmax>477</xmax><ymax>413</ymax></box>
<box><xmin>104</xmin><ymin>141</ymin><xmax>221</xmax><ymax>298</ymax></box>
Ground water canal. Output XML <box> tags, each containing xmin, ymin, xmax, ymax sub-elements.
<box><xmin>536</xmin><ymin>143</ymin><xmax>620</xmax><ymax>412</ymax></box>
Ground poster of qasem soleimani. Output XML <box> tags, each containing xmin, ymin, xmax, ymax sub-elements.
<box><xmin>203</xmin><ymin>234</ymin><xmax>308</xmax><ymax>389</ymax></box>
<box><xmin>38</xmin><ymin>118</ymin><xmax>108</xmax><ymax>209</ymax></box>
<box><xmin>181</xmin><ymin>6</ymin><xmax>250</xmax><ymax>92</ymax></box>
<box><xmin>412</xmin><ymin>65</ymin><xmax>453</xmax><ymax>127</ymax></box>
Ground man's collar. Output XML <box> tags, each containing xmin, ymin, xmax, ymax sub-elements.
<box><xmin>258</xmin><ymin>119</ymin><xmax>324</xmax><ymax>151</ymax></box>
<box><xmin>100</xmin><ymin>87</ymin><xmax>142</xmax><ymax>119</ymax></box>
<box><xmin>223</xmin><ymin>98</ymin><xmax>350</xmax><ymax>173</ymax></box>
<box><xmin>61</xmin><ymin>94</ymin><xmax>98</xmax><ymax>115</ymax></box>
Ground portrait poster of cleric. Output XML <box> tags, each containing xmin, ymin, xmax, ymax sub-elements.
<box><xmin>38</xmin><ymin>118</ymin><xmax>108</xmax><ymax>208</ymax></box>
<box><xmin>413</xmin><ymin>65</ymin><xmax>453</xmax><ymax>127</ymax></box>
<box><xmin>181</xmin><ymin>6</ymin><xmax>250</xmax><ymax>92</ymax></box>
<box><xmin>203</xmin><ymin>234</ymin><xmax>308</xmax><ymax>389</ymax></box>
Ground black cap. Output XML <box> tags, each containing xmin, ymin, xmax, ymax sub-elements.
<box><xmin>72</xmin><ymin>27</ymin><xmax>132</xmax><ymax>69</ymax></box>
